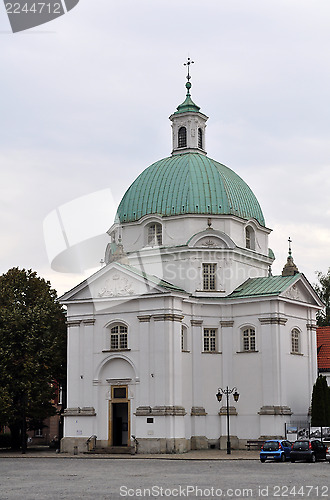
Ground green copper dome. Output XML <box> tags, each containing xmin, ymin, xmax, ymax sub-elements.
<box><xmin>117</xmin><ymin>153</ymin><xmax>265</xmax><ymax>226</ymax></box>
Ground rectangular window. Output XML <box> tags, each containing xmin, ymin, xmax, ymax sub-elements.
<box><xmin>203</xmin><ymin>328</ymin><xmax>217</xmax><ymax>352</ymax></box>
<box><xmin>203</xmin><ymin>263</ymin><xmax>216</xmax><ymax>290</ymax></box>
<box><xmin>113</xmin><ymin>387</ymin><xmax>127</xmax><ymax>399</ymax></box>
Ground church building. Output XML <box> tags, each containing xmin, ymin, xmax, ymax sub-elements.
<box><xmin>60</xmin><ymin>64</ymin><xmax>323</xmax><ymax>454</ymax></box>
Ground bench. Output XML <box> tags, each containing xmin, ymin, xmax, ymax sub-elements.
<box><xmin>245</xmin><ymin>440</ymin><xmax>265</xmax><ymax>450</ymax></box>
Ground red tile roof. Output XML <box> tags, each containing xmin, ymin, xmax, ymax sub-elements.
<box><xmin>317</xmin><ymin>326</ymin><xmax>330</xmax><ymax>371</ymax></box>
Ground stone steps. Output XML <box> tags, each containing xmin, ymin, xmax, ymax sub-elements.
<box><xmin>85</xmin><ymin>446</ymin><xmax>134</xmax><ymax>454</ymax></box>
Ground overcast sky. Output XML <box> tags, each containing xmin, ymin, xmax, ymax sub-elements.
<box><xmin>1</xmin><ymin>0</ymin><xmax>330</xmax><ymax>296</ymax></box>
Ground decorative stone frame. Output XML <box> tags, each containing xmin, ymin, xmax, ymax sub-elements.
<box><xmin>237</xmin><ymin>324</ymin><xmax>258</xmax><ymax>353</ymax></box>
<box><xmin>143</xmin><ymin>217</ymin><xmax>163</xmax><ymax>247</ymax></box>
<box><xmin>103</xmin><ymin>319</ymin><xmax>130</xmax><ymax>352</ymax></box>
<box><xmin>291</xmin><ymin>327</ymin><xmax>302</xmax><ymax>355</ymax></box>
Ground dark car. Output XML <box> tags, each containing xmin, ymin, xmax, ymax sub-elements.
<box><xmin>290</xmin><ymin>439</ymin><xmax>328</xmax><ymax>463</ymax></box>
<box><xmin>260</xmin><ymin>440</ymin><xmax>292</xmax><ymax>462</ymax></box>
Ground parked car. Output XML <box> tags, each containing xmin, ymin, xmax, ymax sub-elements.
<box><xmin>290</xmin><ymin>439</ymin><xmax>328</xmax><ymax>463</ymax></box>
<box><xmin>260</xmin><ymin>440</ymin><xmax>292</xmax><ymax>462</ymax></box>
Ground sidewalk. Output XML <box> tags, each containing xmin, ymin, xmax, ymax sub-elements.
<box><xmin>0</xmin><ymin>447</ymin><xmax>260</xmax><ymax>460</ymax></box>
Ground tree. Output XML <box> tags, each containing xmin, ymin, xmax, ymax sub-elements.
<box><xmin>314</xmin><ymin>268</ymin><xmax>330</xmax><ymax>326</ymax></box>
<box><xmin>311</xmin><ymin>375</ymin><xmax>330</xmax><ymax>427</ymax></box>
<box><xmin>0</xmin><ymin>268</ymin><xmax>67</xmax><ymax>451</ymax></box>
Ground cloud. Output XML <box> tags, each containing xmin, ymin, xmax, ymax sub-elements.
<box><xmin>1</xmin><ymin>0</ymin><xmax>330</xmax><ymax>295</ymax></box>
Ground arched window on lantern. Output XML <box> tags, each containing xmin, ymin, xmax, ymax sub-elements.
<box><xmin>178</xmin><ymin>127</ymin><xmax>187</xmax><ymax>148</ymax></box>
<box><xmin>198</xmin><ymin>128</ymin><xmax>203</xmax><ymax>149</ymax></box>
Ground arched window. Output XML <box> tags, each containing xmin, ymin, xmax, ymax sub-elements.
<box><xmin>242</xmin><ymin>328</ymin><xmax>256</xmax><ymax>351</ymax></box>
<box><xmin>178</xmin><ymin>127</ymin><xmax>187</xmax><ymax>148</ymax></box>
<box><xmin>181</xmin><ymin>325</ymin><xmax>188</xmax><ymax>351</ymax></box>
<box><xmin>198</xmin><ymin>128</ymin><xmax>203</xmax><ymax>149</ymax></box>
<box><xmin>291</xmin><ymin>329</ymin><xmax>300</xmax><ymax>354</ymax></box>
<box><xmin>147</xmin><ymin>223</ymin><xmax>162</xmax><ymax>246</ymax></box>
<box><xmin>110</xmin><ymin>324</ymin><xmax>128</xmax><ymax>350</ymax></box>
<box><xmin>245</xmin><ymin>227</ymin><xmax>255</xmax><ymax>250</ymax></box>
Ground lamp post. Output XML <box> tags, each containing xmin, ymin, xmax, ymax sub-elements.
<box><xmin>216</xmin><ymin>386</ymin><xmax>239</xmax><ymax>455</ymax></box>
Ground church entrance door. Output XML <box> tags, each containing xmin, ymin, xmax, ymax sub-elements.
<box><xmin>109</xmin><ymin>385</ymin><xmax>130</xmax><ymax>447</ymax></box>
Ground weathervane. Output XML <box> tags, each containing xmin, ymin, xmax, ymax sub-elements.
<box><xmin>183</xmin><ymin>57</ymin><xmax>194</xmax><ymax>96</ymax></box>
<box><xmin>184</xmin><ymin>57</ymin><xmax>194</xmax><ymax>81</ymax></box>
<box><xmin>288</xmin><ymin>237</ymin><xmax>292</xmax><ymax>257</ymax></box>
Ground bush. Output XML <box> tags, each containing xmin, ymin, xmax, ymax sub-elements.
<box><xmin>0</xmin><ymin>433</ymin><xmax>12</xmax><ymax>448</ymax></box>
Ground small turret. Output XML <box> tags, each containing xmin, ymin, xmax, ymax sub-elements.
<box><xmin>282</xmin><ymin>237</ymin><xmax>299</xmax><ymax>277</ymax></box>
<box><xmin>169</xmin><ymin>58</ymin><xmax>208</xmax><ymax>155</ymax></box>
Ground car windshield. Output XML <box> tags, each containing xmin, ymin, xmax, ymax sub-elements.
<box><xmin>293</xmin><ymin>441</ymin><xmax>309</xmax><ymax>450</ymax></box>
<box><xmin>263</xmin><ymin>442</ymin><xmax>279</xmax><ymax>451</ymax></box>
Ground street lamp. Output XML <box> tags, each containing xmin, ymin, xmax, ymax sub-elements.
<box><xmin>216</xmin><ymin>386</ymin><xmax>239</xmax><ymax>454</ymax></box>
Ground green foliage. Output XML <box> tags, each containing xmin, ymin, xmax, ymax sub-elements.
<box><xmin>0</xmin><ymin>268</ymin><xmax>67</xmax><ymax>446</ymax></box>
<box><xmin>311</xmin><ymin>375</ymin><xmax>330</xmax><ymax>426</ymax></box>
<box><xmin>0</xmin><ymin>433</ymin><xmax>11</xmax><ymax>448</ymax></box>
<box><xmin>314</xmin><ymin>268</ymin><xmax>330</xmax><ymax>326</ymax></box>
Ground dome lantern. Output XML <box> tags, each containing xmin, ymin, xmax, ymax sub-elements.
<box><xmin>169</xmin><ymin>58</ymin><xmax>208</xmax><ymax>156</ymax></box>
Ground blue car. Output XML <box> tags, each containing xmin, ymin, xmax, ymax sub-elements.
<box><xmin>260</xmin><ymin>440</ymin><xmax>292</xmax><ymax>462</ymax></box>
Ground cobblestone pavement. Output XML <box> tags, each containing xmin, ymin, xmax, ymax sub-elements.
<box><xmin>0</xmin><ymin>453</ymin><xmax>329</xmax><ymax>500</ymax></box>
<box><xmin>0</xmin><ymin>447</ymin><xmax>260</xmax><ymax>460</ymax></box>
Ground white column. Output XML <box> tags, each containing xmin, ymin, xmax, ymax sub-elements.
<box><xmin>82</xmin><ymin>319</ymin><xmax>95</xmax><ymax>408</ymax></box>
<box><xmin>66</xmin><ymin>320</ymin><xmax>81</xmax><ymax>408</ymax></box>
<box><xmin>190</xmin><ymin>319</ymin><xmax>203</xmax><ymax>409</ymax></box>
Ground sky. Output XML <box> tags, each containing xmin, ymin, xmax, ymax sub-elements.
<box><xmin>1</xmin><ymin>0</ymin><xmax>330</xmax><ymax>296</ymax></box>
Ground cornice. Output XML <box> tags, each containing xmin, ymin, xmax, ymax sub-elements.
<box><xmin>258</xmin><ymin>317</ymin><xmax>288</xmax><ymax>325</ymax></box>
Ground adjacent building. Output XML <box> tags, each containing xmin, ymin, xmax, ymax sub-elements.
<box><xmin>317</xmin><ymin>326</ymin><xmax>330</xmax><ymax>385</ymax></box>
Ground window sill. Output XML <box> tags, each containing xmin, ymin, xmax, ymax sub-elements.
<box><xmin>290</xmin><ymin>352</ymin><xmax>303</xmax><ymax>356</ymax></box>
<box><xmin>202</xmin><ymin>351</ymin><xmax>222</xmax><ymax>354</ymax></box>
<box><xmin>181</xmin><ymin>350</ymin><xmax>190</xmax><ymax>353</ymax></box>
<box><xmin>236</xmin><ymin>350</ymin><xmax>259</xmax><ymax>354</ymax></box>
<box><xmin>102</xmin><ymin>348</ymin><xmax>131</xmax><ymax>353</ymax></box>
<box><xmin>194</xmin><ymin>290</ymin><xmax>226</xmax><ymax>298</ymax></box>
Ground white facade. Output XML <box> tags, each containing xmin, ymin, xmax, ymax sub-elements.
<box><xmin>60</xmin><ymin>87</ymin><xmax>322</xmax><ymax>453</ymax></box>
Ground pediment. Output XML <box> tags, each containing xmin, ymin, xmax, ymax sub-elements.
<box><xmin>196</xmin><ymin>236</ymin><xmax>226</xmax><ymax>248</ymax></box>
<box><xmin>280</xmin><ymin>277</ymin><xmax>323</xmax><ymax>307</ymax></box>
<box><xmin>96</xmin><ymin>271</ymin><xmax>137</xmax><ymax>298</ymax></box>
<box><xmin>187</xmin><ymin>230</ymin><xmax>235</xmax><ymax>249</ymax></box>
<box><xmin>60</xmin><ymin>263</ymin><xmax>175</xmax><ymax>303</ymax></box>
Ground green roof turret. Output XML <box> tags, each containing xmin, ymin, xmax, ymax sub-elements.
<box><xmin>174</xmin><ymin>57</ymin><xmax>201</xmax><ymax>114</ymax></box>
<box><xmin>174</xmin><ymin>93</ymin><xmax>201</xmax><ymax>114</ymax></box>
